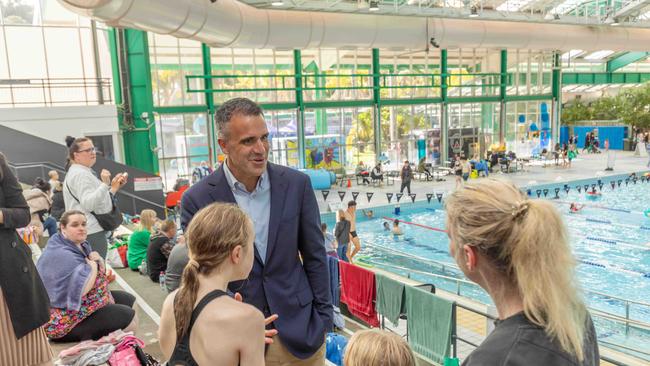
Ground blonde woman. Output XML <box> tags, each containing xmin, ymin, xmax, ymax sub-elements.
<box><xmin>158</xmin><ymin>203</ymin><xmax>265</xmax><ymax>366</ymax></box>
<box><xmin>446</xmin><ymin>179</ymin><xmax>598</xmax><ymax>366</ymax></box>
<box><xmin>344</xmin><ymin>329</ymin><xmax>416</xmax><ymax>366</ymax></box>
<box><xmin>127</xmin><ymin>209</ymin><xmax>157</xmax><ymax>270</ymax></box>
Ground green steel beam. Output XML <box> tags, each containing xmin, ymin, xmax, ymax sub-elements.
<box><xmin>562</xmin><ymin>72</ymin><xmax>650</xmax><ymax>84</ymax></box>
<box><xmin>372</xmin><ymin>48</ymin><xmax>381</xmax><ymax>163</ymax></box>
<box><xmin>499</xmin><ymin>50</ymin><xmax>507</xmax><ymax>144</ymax></box>
<box><xmin>552</xmin><ymin>52</ymin><xmax>562</xmax><ymax>145</ymax></box>
<box><xmin>116</xmin><ymin>29</ymin><xmax>158</xmax><ymax>174</ymax></box>
<box><xmin>107</xmin><ymin>29</ymin><xmax>122</xmax><ymax>112</ymax></box>
<box><xmin>505</xmin><ymin>94</ymin><xmax>553</xmax><ymax>102</ymax></box>
<box><xmin>440</xmin><ymin>49</ymin><xmax>449</xmax><ymax>163</ymax></box>
<box><xmin>606</xmin><ymin>52</ymin><xmax>650</xmax><ymax>73</ymax></box>
<box><xmin>382</xmin><ymin>97</ymin><xmax>443</xmax><ymax>106</ymax></box>
<box><xmin>303</xmin><ymin>100</ymin><xmax>373</xmax><ymax>109</ymax></box>
<box><xmin>202</xmin><ymin>43</ymin><xmax>217</xmax><ymax>163</ymax></box>
<box><xmin>293</xmin><ymin>50</ymin><xmax>306</xmax><ymax>168</ymax></box>
<box><xmin>448</xmin><ymin>96</ymin><xmax>501</xmax><ymax>104</ymax></box>
<box><xmin>153</xmin><ymin>106</ymin><xmax>207</xmax><ymax>114</ymax></box>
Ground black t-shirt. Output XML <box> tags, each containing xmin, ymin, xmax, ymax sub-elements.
<box><xmin>462</xmin><ymin>312</ymin><xmax>599</xmax><ymax>366</ymax></box>
<box><xmin>146</xmin><ymin>233</ymin><xmax>174</xmax><ymax>282</ymax></box>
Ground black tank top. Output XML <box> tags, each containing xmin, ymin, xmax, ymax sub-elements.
<box><xmin>168</xmin><ymin>289</ymin><xmax>228</xmax><ymax>366</ymax></box>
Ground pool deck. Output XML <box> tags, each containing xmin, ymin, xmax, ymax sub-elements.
<box><xmin>49</xmin><ymin>150</ymin><xmax>649</xmax><ymax>365</ymax></box>
<box><xmin>317</xmin><ymin>151</ymin><xmax>650</xmax><ymax>211</ymax></box>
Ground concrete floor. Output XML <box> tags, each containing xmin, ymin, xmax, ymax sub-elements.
<box><xmin>49</xmin><ymin>150</ymin><xmax>650</xmax><ymax>364</ymax></box>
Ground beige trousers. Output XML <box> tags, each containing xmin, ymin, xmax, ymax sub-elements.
<box><xmin>265</xmin><ymin>337</ymin><xmax>326</xmax><ymax>366</ymax></box>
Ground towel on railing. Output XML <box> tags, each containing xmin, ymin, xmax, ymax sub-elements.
<box><xmin>339</xmin><ymin>261</ymin><xmax>379</xmax><ymax>327</ymax></box>
<box><xmin>327</xmin><ymin>255</ymin><xmax>340</xmax><ymax>307</ymax></box>
<box><xmin>375</xmin><ymin>273</ymin><xmax>405</xmax><ymax>326</ymax></box>
<box><xmin>405</xmin><ymin>286</ymin><xmax>454</xmax><ymax>364</ymax></box>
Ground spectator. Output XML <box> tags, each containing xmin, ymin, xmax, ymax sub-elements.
<box><xmin>446</xmin><ymin>179</ymin><xmax>598</xmax><ymax>366</ymax></box>
<box><xmin>335</xmin><ymin>210</ymin><xmax>351</xmax><ymax>262</ymax></box>
<box><xmin>147</xmin><ymin>220</ymin><xmax>177</xmax><ymax>283</ymax></box>
<box><xmin>453</xmin><ymin>155</ymin><xmax>463</xmax><ymax>188</ymax></box>
<box><xmin>127</xmin><ymin>209</ymin><xmax>157</xmax><ymax>271</ymax></box>
<box><xmin>159</xmin><ymin>203</ymin><xmax>265</xmax><ymax>365</ymax></box>
<box><xmin>63</xmin><ymin>136</ymin><xmax>127</xmax><ymax>258</ymax></box>
<box><xmin>417</xmin><ymin>157</ymin><xmax>432</xmax><ymax>180</ymax></box>
<box><xmin>355</xmin><ymin>161</ymin><xmax>370</xmax><ymax>185</ymax></box>
<box><xmin>370</xmin><ymin>163</ymin><xmax>383</xmax><ymax>185</ymax></box>
<box><xmin>180</xmin><ymin>98</ymin><xmax>332</xmax><ymax>364</ymax></box>
<box><xmin>0</xmin><ymin>152</ymin><xmax>53</xmax><ymax>365</ymax></box>
<box><xmin>48</xmin><ymin>170</ymin><xmax>60</xmax><ymax>195</ymax></box>
<box><xmin>344</xmin><ymin>329</ymin><xmax>416</xmax><ymax>366</ymax></box>
<box><xmin>400</xmin><ymin>160</ymin><xmax>413</xmax><ymax>195</ymax></box>
<box><xmin>23</xmin><ymin>177</ymin><xmax>54</xmax><ymax>238</ymax></box>
<box><xmin>461</xmin><ymin>157</ymin><xmax>471</xmax><ymax>182</ymax></box>
<box><xmin>191</xmin><ymin>161</ymin><xmax>213</xmax><ymax>184</ymax></box>
<box><xmin>164</xmin><ymin>235</ymin><xmax>188</xmax><ymax>293</ymax></box>
<box><xmin>321</xmin><ymin>223</ymin><xmax>337</xmax><ymax>257</ymax></box>
<box><xmin>50</xmin><ymin>182</ymin><xmax>65</xmax><ymax>222</ymax></box>
<box><xmin>37</xmin><ymin>210</ymin><xmax>137</xmax><ymax>342</ymax></box>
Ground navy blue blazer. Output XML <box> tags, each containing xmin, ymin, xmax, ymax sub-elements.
<box><xmin>181</xmin><ymin>163</ymin><xmax>333</xmax><ymax>359</ymax></box>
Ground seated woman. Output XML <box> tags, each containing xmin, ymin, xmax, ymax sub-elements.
<box><xmin>159</xmin><ymin>203</ymin><xmax>265</xmax><ymax>365</ymax></box>
<box><xmin>355</xmin><ymin>161</ymin><xmax>370</xmax><ymax>185</ymax></box>
<box><xmin>127</xmin><ymin>209</ymin><xmax>157</xmax><ymax>271</ymax></box>
<box><xmin>417</xmin><ymin>158</ymin><xmax>433</xmax><ymax>180</ymax></box>
<box><xmin>37</xmin><ymin>210</ymin><xmax>137</xmax><ymax>342</ymax></box>
<box><xmin>446</xmin><ymin>179</ymin><xmax>598</xmax><ymax>366</ymax></box>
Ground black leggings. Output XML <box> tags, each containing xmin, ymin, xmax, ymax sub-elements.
<box><xmin>52</xmin><ymin>290</ymin><xmax>136</xmax><ymax>343</ymax></box>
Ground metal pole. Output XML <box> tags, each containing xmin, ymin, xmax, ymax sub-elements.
<box><xmin>440</xmin><ymin>50</ymin><xmax>449</xmax><ymax>164</ymax></box>
<box><xmin>499</xmin><ymin>50</ymin><xmax>507</xmax><ymax>145</ymax></box>
<box><xmin>293</xmin><ymin>50</ymin><xmax>306</xmax><ymax>169</ymax></box>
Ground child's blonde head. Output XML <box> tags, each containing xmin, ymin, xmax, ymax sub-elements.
<box><xmin>344</xmin><ymin>329</ymin><xmax>416</xmax><ymax>366</ymax></box>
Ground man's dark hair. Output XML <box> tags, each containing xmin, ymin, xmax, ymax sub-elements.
<box><xmin>215</xmin><ymin>98</ymin><xmax>264</xmax><ymax>139</ymax></box>
<box><xmin>347</xmin><ymin>200</ymin><xmax>356</xmax><ymax>208</ymax></box>
<box><xmin>321</xmin><ymin>223</ymin><xmax>327</xmax><ymax>231</ymax></box>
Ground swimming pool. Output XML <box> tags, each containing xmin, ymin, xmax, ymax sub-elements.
<box><xmin>334</xmin><ymin>173</ymin><xmax>650</xmax><ymax>359</ymax></box>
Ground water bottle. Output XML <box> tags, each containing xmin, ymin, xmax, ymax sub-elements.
<box><xmin>159</xmin><ymin>271</ymin><xmax>166</xmax><ymax>291</ymax></box>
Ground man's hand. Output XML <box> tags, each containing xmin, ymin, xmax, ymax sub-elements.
<box><xmin>234</xmin><ymin>292</ymin><xmax>279</xmax><ymax>344</ymax></box>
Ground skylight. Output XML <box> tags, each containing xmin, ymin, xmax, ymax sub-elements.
<box><xmin>584</xmin><ymin>50</ymin><xmax>615</xmax><ymax>60</ymax></box>
<box><xmin>496</xmin><ymin>0</ymin><xmax>534</xmax><ymax>12</ymax></box>
<box><xmin>561</xmin><ymin>49</ymin><xmax>584</xmax><ymax>61</ymax></box>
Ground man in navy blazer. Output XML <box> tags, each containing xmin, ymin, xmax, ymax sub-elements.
<box><xmin>181</xmin><ymin>98</ymin><xmax>332</xmax><ymax>364</ymax></box>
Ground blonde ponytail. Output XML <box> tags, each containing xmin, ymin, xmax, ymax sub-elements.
<box><xmin>446</xmin><ymin>179</ymin><xmax>588</xmax><ymax>361</ymax></box>
<box><xmin>174</xmin><ymin>261</ymin><xmax>201</xmax><ymax>342</ymax></box>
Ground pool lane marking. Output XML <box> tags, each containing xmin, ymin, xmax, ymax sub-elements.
<box><xmin>578</xmin><ymin>259</ymin><xmax>650</xmax><ymax>278</ymax></box>
<box><xmin>109</xmin><ymin>264</ymin><xmax>161</xmax><ymax>325</ymax></box>
<box><xmin>382</xmin><ymin>216</ymin><xmax>447</xmax><ymax>233</ymax></box>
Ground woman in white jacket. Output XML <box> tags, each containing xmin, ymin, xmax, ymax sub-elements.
<box><xmin>63</xmin><ymin>136</ymin><xmax>127</xmax><ymax>258</ymax></box>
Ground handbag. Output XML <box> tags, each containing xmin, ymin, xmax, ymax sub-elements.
<box><xmin>66</xmin><ymin>181</ymin><xmax>123</xmax><ymax>231</ymax></box>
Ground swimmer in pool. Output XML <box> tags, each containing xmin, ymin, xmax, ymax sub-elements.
<box><xmin>383</xmin><ymin>221</ymin><xmax>390</xmax><ymax>231</ymax></box>
<box><xmin>363</xmin><ymin>209</ymin><xmax>374</xmax><ymax>219</ymax></box>
<box><xmin>392</xmin><ymin>219</ymin><xmax>403</xmax><ymax>235</ymax></box>
<box><xmin>569</xmin><ymin>203</ymin><xmax>584</xmax><ymax>213</ymax></box>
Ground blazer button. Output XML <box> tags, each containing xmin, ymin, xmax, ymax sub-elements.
<box><xmin>22</xmin><ymin>266</ymin><xmax>29</xmax><ymax>273</ymax></box>
<box><xmin>11</xmin><ymin>241</ymin><xmax>17</xmax><ymax>248</ymax></box>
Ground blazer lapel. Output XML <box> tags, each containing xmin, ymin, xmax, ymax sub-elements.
<box><xmin>208</xmin><ymin>166</ymin><xmax>264</xmax><ymax>265</ymax></box>
<box><xmin>265</xmin><ymin>163</ymin><xmax>288</xmax><ymax>263</ymax></box>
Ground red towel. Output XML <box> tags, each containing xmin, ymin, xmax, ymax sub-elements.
<box><xmin>339</xmin><ymin>261</ymin><xmax>379</xmax><ymax>327</ymax></box>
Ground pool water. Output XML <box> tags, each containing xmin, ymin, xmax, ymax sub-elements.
<box><xmin>353</xmin><ymin>179</ymin><xmax>650</xmax><ymax>358</ymax></box>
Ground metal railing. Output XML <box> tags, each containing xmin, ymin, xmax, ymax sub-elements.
<box><xmin>0</xmin><ymin>77</ymin><xmax>112</xmax><ymax>107</ymax></box>
<box><xmin>8</xmin><ymin>162</ymin><xmax>165</xmax><ymax>216</ymax></box>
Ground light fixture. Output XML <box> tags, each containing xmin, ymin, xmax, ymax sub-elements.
<box><xmin>369</xmin><ymin>0</ymin><xmax>379</xmax><ymax>11</ymax></box>
<box><xmin>469</xmin><ymin>6</ymin><xmax>479</xmax><ymax>17</ymax></box>
<box><xmin>271</xmin><ymin>0</ymin><xmax>284</xmax><ymax>6</ymax></box>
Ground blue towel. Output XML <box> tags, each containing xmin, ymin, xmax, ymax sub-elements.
<box><xmin>327</xmin><ymin>255</ymin><xmax>340</xmax><ymax>307</ymax></box>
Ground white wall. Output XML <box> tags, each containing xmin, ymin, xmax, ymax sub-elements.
<box><xmin>0</xmin><ymin>105</ymin><xmax>123</xmax><ymax>162</ymax></box>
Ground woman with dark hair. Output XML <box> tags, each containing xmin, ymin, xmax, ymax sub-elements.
<box><xmin>63</xmin><ymin>136</ymin><xmax>127</xmax><ymax>258</ymax></box>
<box><xmin>0</xmin><ymin>152</ymin><xmax>53</xmax><ymax>365</ymax></box>
<box><xmin>37</xmin><ymin>210</ymin><xmax>137</xmax><ymax>342</ymax></box>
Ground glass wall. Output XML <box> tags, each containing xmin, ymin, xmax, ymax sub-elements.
<box><xmin>155</xmin><ymin>112</ymin><xmax>210</xmax><ymax>189</ymax></box>
<box><xmin>302</xmin><ymin>49</ymin><xmax>373</xmax><ymax>102</ymax></box>
<box><xmin>505</xmin><ymin>100</ymin><xmax>552</xmax><ymax>156</ymax></box>
<box><xmin>379</xmin><ymin>49</ymin><xmax>441</xmax><ymax>100</ymax></box>
<box><xmin>267</xmin><ymin>109</ymin><xmax>299</xmax><ymax>168</ymax></box>
<box><xmin>507</xmin><ymin>49</ymin><xmax>553</xmax><ymax>96</ymax></box>
<box><xmin>0</xmin><ymin>0</ymin><xmax>113</xmax><ymax>107</ymax></box>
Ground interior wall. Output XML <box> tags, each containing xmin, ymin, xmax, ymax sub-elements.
<box><xmin>0</xmin><ymin>105</ymin><xmax>123</xmax><ymax>162</ymax></box>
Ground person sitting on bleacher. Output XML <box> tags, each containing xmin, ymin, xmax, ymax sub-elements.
<box><xmin>355</xmin><ymin>161</ymin><xmax>370</xmax><ymax>185</ymax></box>
<box><xmin>146</xmin><ymin>220</ymin><xmax>177</xmax><ymax>283</ymax></box>
<box><xmin>37</xmin><ymin>210</ymin><xmax>137</xmax><ymax>342</ymax></box>
<box><xmin>370</xmin><ymin>163</ymin><xmax>383</xmax><ymax>185</ymax></box>
<box><xmin>417</xmin><ymin>157</ymin><xmax>433</xmax><ymax>181</ymax></box>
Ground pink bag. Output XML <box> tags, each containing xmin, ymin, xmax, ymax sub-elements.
<box><xmin>108</xmin><ymin>347</ymin><xmax>140</xmax><ymax>366</ymax></box>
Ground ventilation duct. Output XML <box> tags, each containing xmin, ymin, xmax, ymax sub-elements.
<box><xmin>59</xmin><ymin>0</ymin><xmax>650</xmax><ymax>51</ymax></box>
